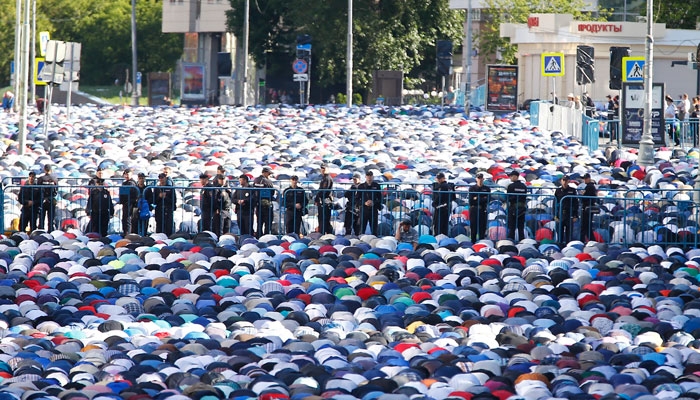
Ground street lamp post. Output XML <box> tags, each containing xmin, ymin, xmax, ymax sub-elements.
<box><xmin>347</xmin><ymin>0</ymin><xmax>353</xmax><ymax>108</ymax></box>
<box><xmin>637</xmin><ymin>0</ymin><xmax>654</xmax><ymax>166</ymax></box>
<box><xmin>241</xmin><ymin>0</ymin><xmax>250</xmax><ymax>107</ymax></box>
<box><xmin>131</xmin><ymin>0</ymin><xmax>139</xmax><ymax>107</ymax></box>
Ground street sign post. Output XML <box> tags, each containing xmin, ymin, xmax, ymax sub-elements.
<box><xmin>293</xmin><ymin>74</ymin><xmax>309</xmax><ymax>82</ymax></box>
<box><xmin>34</xmin><ymin>58</ymin><xmax>46</xmax><ymax>86</ymax></box>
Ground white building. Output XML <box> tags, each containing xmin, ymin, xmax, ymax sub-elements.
<box><xmin>162</xmin><ymin>0</ymin><xmax>255</xmax><ymax>105</ymax></box>
<box><xmin>499</xmin><ymin>14</ymin><xmax>700</xmax><ymax>104</ymax></box>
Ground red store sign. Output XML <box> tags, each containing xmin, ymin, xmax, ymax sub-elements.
<box><xmin>577</xmin><ymin>23</ymin><xmax>623</xmax><ymax>33</ymax></box>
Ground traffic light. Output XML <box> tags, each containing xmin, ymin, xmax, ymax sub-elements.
<box><xmin>576</xmin><ymin>45</ymin><xmax>595</xmax><ymax>85</ymax></box>
<box><xmin>609</xmin><ymin>46</ymin><xmax>630</xmax><ymax>90</ymax></box>
<box><xmin>436</xmin><ymin>40</ymin><xmax>453</xmax><ymax>76</ymax></box>
<box><xmin>296</xmin><ymin>34</ymin><xmax>312</xmax><ymax>61</ymax></box>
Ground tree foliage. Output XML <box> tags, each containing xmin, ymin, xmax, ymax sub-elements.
<box><xmin>227</xmin><ymin>0</ymin><xmax>464</xmax><ymax>93</ymax></box>
<box><xmin>650</xmin><ymin>0</ymin><xmax>700</xmax><ymax>30</ymax></box>
<box><xmin>478</xmin><ymin>0</ymin><xmax>610</xmax><ymax>65</ymax></box>
<box><xmin>0</xmin><ymin>0</ymin><xmax>182</xmax><ymax>86</ymax></box>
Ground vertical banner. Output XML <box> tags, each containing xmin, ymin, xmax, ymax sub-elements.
<box><xmin>486</xmin><ymin>65</ymin><xmax>518</xmax><ymax>112</ymax></box>
<box><xmin>621</xmin><ymin>82</ymin><xmax>665</xmax><ymax>146</ymax></box>
<box><xmin>181</xmin><ymin>63</ymin><xmax>206</xmax><ymax>101</ymax></box>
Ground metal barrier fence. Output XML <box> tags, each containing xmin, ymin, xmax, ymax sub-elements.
<box><xmin>5</xmin><ymin>181</ymin><xmax>700</xmax><ymax>248</ymax></box>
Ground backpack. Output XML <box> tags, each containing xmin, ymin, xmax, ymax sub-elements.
<box><xmin>138</xmin><ymin>197</ymin><xmax>151</xmax><ymax>220</ymax></box>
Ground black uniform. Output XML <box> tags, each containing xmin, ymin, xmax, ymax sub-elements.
<box><xmin>253</xmin><ymin>175</ymin><xmax>275</xmax><ymax>236</ymax></box>
<box><xmin>213</xmin><ymin>184</ymin><xmax>232</xmax><ymax>236</ymax></box>
<box><xmin>37</xmin><ymin>172</ymin><xmax>58</xmax><ymax>231</ymax></box>
<box><xmin>357</xmin><ymin>180</ymin><xmax>382</xmax><ymax>235</ymax></box>
<box><xmin>151</xmin><ymin>185</ymin><xmax>176</xmax><ymax>236</ymax></box>
<box><xmin>200</xmin><ymin>183</ymin><xmax>215</xmax><ymax>232</ymax></box>
<box><xmin>283</xmin><ymin>185</ymin><xmax>308</xmax><ymax>235</ymax></box>
<box><xmin>314</xmin><ymin>174</ymin><xmax>334</xmax><ymax>235</ymax></box>
<box><xmin>19</xmin><ymin>179</ymin><xmax>41</xmax><ymax>232</ymax></box>
<box><xmin>233</xmin><ymin>183</ymin><xmax>256</xmax><ymax>236</ymax></box>
<box><xmin>507</xmin><ymin>179</ymin><xmax>528</xmax><ymax>241</ymax></box>
<box><xmin>119</xmin><ymin>178</ymin><xmax>139</xmax><ymax>234</ymax></box>
<box><xmin>555</xmin><ymin>184</ymin><xmax>579</xmax><ymax>244</ymax></box>
<box><xmin>468</xmin><ymin>183</ymin><xmax>491</xmax><ymax>243</ymax></box>
<box><xmin>580</xmin><ymin>181</ymin><xmax>598</xmax><ymax>242</ymax></box>
<box><xmin>344</xmin><ymin>183</ymin><xmax>361</xmax><ymax>236</ymax></box>
<box><xmin>432</xmin><ymin>181</ymin><xmax>452</xmax><ymax>236</ymax></box>
<box><xmin>86</xmin><ymin>186</ymin><xmax>114</xmax><ymax>237</ymax></box>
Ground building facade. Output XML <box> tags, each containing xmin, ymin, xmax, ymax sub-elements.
<box><xmin>162</xmin><ymin>0</ymin><xmax>256</xmax><ymax>105</ymax></box>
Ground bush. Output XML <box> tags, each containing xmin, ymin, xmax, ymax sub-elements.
<box><xmin>336</xmin><ymin>92</ymin><xmax>363</xmax><ymax>105</ymax></box>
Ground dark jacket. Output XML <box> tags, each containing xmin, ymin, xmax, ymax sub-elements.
<box><xmin>555</xmin><ymin>185</ymin><xmax>578</xmax><ymax>217</ymax></box>
<box><xmin>283</xmin><ymin>186</ymin><xmax>308</xmax><ymax>212</ymax></box>
<box><xmin>87</xmin><ymin>187</ymin><xmax>114</xmax><ymax>216</ymax></box>
<box><xmin>357</xmin><ymin>181</ymin><xmax>382</xmax><ymax>211</ymax></box>
<box><xmin>119</xmin><ymin>179</ymin><xmax>139</xmax><ymax>207</ymax></box>
<box><xmin>468</xmin><ymin>184</ymin><xmax>491</xmax><ymax>211</ymax></box>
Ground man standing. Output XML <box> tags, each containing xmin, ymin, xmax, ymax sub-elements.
<box><xmin>314</xmin><ymin>164</ymin><xmax>334</xmax><ymax>235</ymax></box>
<box><xmin>283</xmin><ymin>175</ymin><xmax>307</xmax><ymax>235</ymax></box>
<box><xmin>233</xmin><ymin>174</ymin><xmax>256</xmax><ymax>236</ymax></box>
<box><xmin>253</xmin><ymin>166</ymin><xmax>275</xmax><ymax>236</ymax></box>
<box><xmin>86</xmin><ymin>178</ymin><xmax>114</xmax><ymax>237</ymax></box>
<box><xmin>506</xmin><ymin>170</ymin><xmax>528</xmax><ymax>242</ymax></box>
<box><xmin>344</xmin><ymin>172</ymin><xmax>362</xmax><ymax>236</ymax></box>
<box><xmin>357</xmin><ymin>171</ymin><xmax>382</xmax><ymax>235</ymax></box>
<box><xmin>151</xmin><ymin>173</ymin><xmax>176</xmax><ymax>236</ymax></box>
<box><xmin>468</xmin><ymin>173</ymin><xmax>490</xmax><ymax>243</ymax></box>
<box><xmin>37</xmin><ymin>164</ymin><xmax>58</xmax><ymax>231</ymax></box>
<box><xmin>580</xmin><ymin>173</ymin><xmax>598</xmax><ymax>243</ymax></box>
<box><xmin>19</xmin><ymin>172</ymin><xmax>41</xmax><ymax>232</ymax></box>
<box><xmin>432</xmin><ymin>172</ymin><xmax>452</xmax><ymax>236</ymax></box>
<box><xmin>213</xmin><ymin>174</ymin><xmax>232</xmax><ymax>236</ymax></box>
<box><xmin>199</xmin><ymin>173</ymin><xmax>214</xmax><ymax>232</ymax></box>
<box><xmin>119</xmin><ymin>168</ymin><xmax>139</xmax><ymax>235</ymax></box>
<box><xmin>554</xmin><ymin>175</ymin><xmax>579</xmax><ymax>245</ymax></box>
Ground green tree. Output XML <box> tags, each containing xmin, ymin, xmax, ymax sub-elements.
<box><xmin>0</xmin><ymin>0</ymin><xmax>181</xmax><ymax>86</ymax></box>
<box><xmin>478</xmin><ymin>0</ymin><xmax>610</xmax><ymax>65</ymax></box>
<box><xmin>649</xmin><ymin>0</ymin><xmax>700</xmax><ymax>29</ymax></box>
<box><xmin>227</xmin><ymin>0</ymin><xmax>464</xmax><ymax>97</ymax></box>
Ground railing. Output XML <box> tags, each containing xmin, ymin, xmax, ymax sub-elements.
<box><xmin>4</xmin><ymin>181</ymin><xmax>700</xmax><ymax>248</ymax></box>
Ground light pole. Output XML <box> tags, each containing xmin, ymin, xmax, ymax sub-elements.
<box><xmin>637</xmin><ymin>0</ymin><xmax>654</xmax><ymax>166</ymax></box>
<box><xmin>130</xmin><ymin>0</ymin><xmax>139</xmax><ymax>106</ymax></box>
<box><xmin>465</xmin><ymin>0</ymin><xmax>472</xmax><ymax>111</ymax></box>
<box><xmin>241</xmin><ymin>0</ymin><xmax>250</xmax><ymax>107</ymax></box>
<box><xmin>347</xmin><ymin>0</ymin><xmax>353</xmax><ymax>108</ymax></box>
<box><xmin>14</xmin><ymin>0</ymin><xmax>22</xmax><ymax>111</ymax></box>
<box><xmin>18</xmin><ymin>0</ymin><xmax>30</xmax><ymax>155</ymax></box>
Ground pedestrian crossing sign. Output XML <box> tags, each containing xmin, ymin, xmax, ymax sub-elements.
<box><xmin>541</xmin><ymin>53</ymin><xmax>564</xmax><ymax>76</ymax></box>
<box><xmin>622</xmin><ymin>56</ymin><xmax>645</xmax><ymax>82</ymax></box>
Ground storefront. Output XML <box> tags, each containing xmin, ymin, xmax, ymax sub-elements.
<box><xmin>498</xmin><ymin>14</ymin><xmax>700</xmax><ymax>105</ymax></box>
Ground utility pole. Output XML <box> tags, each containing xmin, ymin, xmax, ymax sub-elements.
<box><xmin>347</xmin><ymin>0</ymin><xmax>353</xmax><ymax>108</ymax></box>
<box><xmin>637</xmin><ymin>0</ymin><xmax>654</xmax><ymax>166</ymax></box>
<box><xmin>242</xmin><ymin>0</ymin><xmax>250</xmax><ymax>107</ymax></box>
<box><xmin>18</xmin><ymin>0</ymin><xmax>31</xmax><ymax>155</ymax></box>
<box><xmin>131</xmin><ymin>0</ymin><xmax>139</xmax><ymax>106</ymax></box>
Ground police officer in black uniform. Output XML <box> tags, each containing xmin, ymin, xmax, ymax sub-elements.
<box><xmin>432</xmin><ymin>172</ymin><xmax>452</xmax><ymax>236</ymax></box>
<box><xmin>151</xmin><ymin>173</ymin><xmax>177</xmax><ymax>236</ymax></box>
<box><xmin>233</xmin><ymin>174</ymin><xmax>256</xmax><ymax>236</ymax></box>
<box><xmin>199</xmin><ymin>173</ymin><xmax>214</xmax><ymax>232</ymax></box>
<box><xmin>19</xmin><ymin>172</ymin><xmax>41</xmax><ymax>232</ymax></box>
<box><xmin>468</xmin><ymin>173</ymin><xmax>491</xmax><ymax>243</ymax></box>
<box><xmin>283</xmin><ymin>175</ymin><xmax>308</xmax><ymax>235</ymax></box>
<box><xmin>86</xmin><ymin>178</ymin><xmax>114</xmax><ymax>237</ymax></box>
<box><xmin>554</xmin><ymin>175</ymin><xmax>579</xmax><ymax>244</ymax></box>
<box><xmin>506</xmin><ymin>170</ymin><xmax>528</xmax><ymax>242</ymax></box>
<box><xmin>357</xmin><ymin>171</ymin><xmax>382</xmax><ymax>235</ymax></box>
<box><xmin>37</xmin><ymin>164</ymin><xmax>58</xmax><ymax>231</ymax></box>
<box><xmin>580</xmin><ymin>173</ymin><xmax>598</xmax><ymax>243</ymax></box>
<box><xmin>213</xmin><ymin>174</ymin><xmax>232</xmax><ymax>236</ymax></box>
<box><xmin>344</xmin><ymin>172</ymin><xmax>362</xmax><ymax>236</ymax></box>
<box><xmin>314</xmin><ymin>164</ymin><xmax>334</xmax><ymax>235</ymax></box>
<box><xmin>119</xmin><ymin>168</ymin><xmax>139</xmax><ymax>235</ymax></box>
